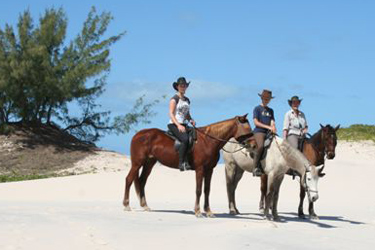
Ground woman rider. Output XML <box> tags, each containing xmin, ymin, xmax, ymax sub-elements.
<box><xmin>252</xmin><ymin>89</ymin><xmax>277</xmax><ymax>177</ymax></box>
<box><xmin>168</xmin><ymin>77</ymin><xmax>196</xmax><ymax>171</ymax></box>
<box><xmin>283</xmin><ymin>96</ymin><xmax>308</xmax><ymax>150</ymax></box>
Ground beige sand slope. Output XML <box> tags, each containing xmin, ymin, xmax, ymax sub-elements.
<box><xmin>0</xmin><ymin>141</ymin><xmax>374</xmax><ymax>250</ymax></box>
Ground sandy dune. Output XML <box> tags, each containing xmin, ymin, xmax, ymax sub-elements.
<box><xmin>0</xmin><ymin>141</ymin><xmax>374</xmax><ymax>250</ymax></box>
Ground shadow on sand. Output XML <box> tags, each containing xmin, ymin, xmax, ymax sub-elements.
<box><xmin>149</xmin><ymin>210</ymin><xmax>366</xmax><ymax>228</ymax></box>
<box><xmin>274</xmin><ymin>212</ymin><xmax>366</xmax><ymax>228</ymax></box>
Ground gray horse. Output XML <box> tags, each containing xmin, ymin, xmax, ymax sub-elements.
<box><xmin>223</xmin><ymin>136</ymin><xmax>323</xmax><ymax>221</ymax></box>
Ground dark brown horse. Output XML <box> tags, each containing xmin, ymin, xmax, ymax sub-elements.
<box><xmin>123</xmin><ymin>114</ymin><xmax>252</xmax><ymax>217</ymax></box>
<box><xmin>259</xmin><ymin>124</ymin><xmax>340</xmax><ymax>219</ymax></box>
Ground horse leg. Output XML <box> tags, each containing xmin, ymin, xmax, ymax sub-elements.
<box><xmin>298</xmin><ymin>184</ymin><xmax>306</xmax><ymax>219</ymax></box>
<box><xmin>194</xmin><ymin>169</ymin><xmax>204</xmax><ymax>218</ymax></box>
<box><xmin>309</xmin><ymin>201</ymin><xmax>319</xmax><ymax>220</ymax></box>
<box><xmin>204</xmin><ymin>168</ymin><xmax>215</xmax><ymax>218</ymax></box>
<box><xmin>259</xmin><ymin>174</ymin><xmax>268</xmax><ymax>214</ymax></box>
<box><xmin>271</xmin><ymin>175</ymin><xmax>284</xmax><ymax>221</ymax></box>
<box><xmin>139</xmin><ymin>158</ymin><xmax>157</xmax><ymax>211</ymax></box>
<box><xmin>264</xmin><ymin>175</ymin><xmax>274</xmax><ymax>220</ymax></box>
<box><xmin>225</xmin><ymin>163</ymin><xmax>244</xmax><ymax>215</ymax></box>
<box><xmin>123</xmin><ymin>161</ymin><xmax>142</xmax><ymax>211</ymax></box>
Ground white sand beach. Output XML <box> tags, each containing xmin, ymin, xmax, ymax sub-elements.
<box><xmin>0</xmin><ymin>141</ymin><xmax>374</xmax><ymax>250</ymax></box>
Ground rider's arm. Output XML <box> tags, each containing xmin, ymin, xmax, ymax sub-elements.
<box><xmin>253</xmin><ymin>118</ymin><xmax>272</xmax><ymax>131</ymax></box>
<box><xmin>186</xmin><ymin>112</ymin><xmax>196</xmax><ymax>126</ymax></box>
<box><xmin>283</xmin><ymin>112</ymin><xmax>289</xmax><ymax>139</ymax></box>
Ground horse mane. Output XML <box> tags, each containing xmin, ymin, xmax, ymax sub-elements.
<box><xmin>310</xmin><ymin>128</ymin><xmax>323</xmax><ymax>142</ymax></box>
<box><xmin>199</xmin><ymin>117</ymin><xmax>236</xmax><ymax>138</ymax></box>
<box><xmin>309</xmin><ymin>124</ymin><xmax>336</xmax><ymax>143</ymax></box>
<box><xmin>278</xmin><ymin>137</ymin><xmax>311</xmax><ymax>174</ymax></box>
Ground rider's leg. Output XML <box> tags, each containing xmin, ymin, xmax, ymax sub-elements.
<box><xmin>253</xmin><ymin>132</ymin><xmax>266</xmax><ymax>177</ymax></box>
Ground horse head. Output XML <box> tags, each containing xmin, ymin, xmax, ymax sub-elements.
<box><xmin>234</xmin><ymin>114</ymin><xmax>253</xmax><ymax>143</ymax></box>
<box><xmin>320</xmin><ymin>124</ymin><xmax>340</xmax><ymax>159</ymax></box>
<box><xmin>303</xmin><ymin>164</ymin><xmax>323</xmax><ymax>203</ymax></box>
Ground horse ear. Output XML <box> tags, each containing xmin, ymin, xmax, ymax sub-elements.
<box><xmin>243</xmin><ymin>113</ymin><xmax>248</xmax><ymax>118</ymax></box>
<box><xmin>335</xmin><ymin>124</ymin><xmax>340</xmax><ymax>131</ymax></box>
<box><xmin>320</xmin><ymin>124</ymin><xmax>324</xmax><ymax>129</ymax></box>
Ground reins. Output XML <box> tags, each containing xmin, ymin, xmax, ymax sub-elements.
<box><xmin>192</xmin><ymin>125</ymin><xmax>251</xmax><ymax>154</ymax></box>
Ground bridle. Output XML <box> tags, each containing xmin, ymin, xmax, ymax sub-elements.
<box><xmin>303</xmin><ymin>165</ymin><xmax>319</xmax><ymax>201</ymax></box>
<box><xmin>307</xmin><ymin>128</ymin><xmax>336</xmax><ymax>166</ymax></box>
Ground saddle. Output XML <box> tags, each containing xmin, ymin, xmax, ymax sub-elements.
<box><xmin>165</xmin><ymin>127</ymin><xmax>197</xmax><ymax>153</ymax></box>
<box><xmin>247</xmin><ymin>133</ymin><xmax>274</xmax><ymax>160</ymax></box>
<box><xmin>286</xmin><ymin>135</ymin><xmax>310</xmax><ymax>179</ymax></box>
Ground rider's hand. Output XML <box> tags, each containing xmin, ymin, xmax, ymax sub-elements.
<box><xmin>178</xmin><ymin>124</ymin><xmax>186</xmax><ymax>132</ymax></box>
<box><xmin>270</xmin><ymin>125</ymin><xmax>277</xmax><ymax>134</ymax></box>
<box><xmin>190</xmin><ymin>119</ymin><xmax>196</xmax><ymax>127</ymax></box>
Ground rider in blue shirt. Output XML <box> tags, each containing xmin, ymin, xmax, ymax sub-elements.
<box><xmin>252</xmin><ymin>89</ymin><xmax>277</xmax><ymax>176</ymax></box>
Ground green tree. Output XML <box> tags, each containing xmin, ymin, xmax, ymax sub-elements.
<box><xmin>0</xmin><ymin>7</ymin><xmax>158</xmax><ymax>142</ymax></box>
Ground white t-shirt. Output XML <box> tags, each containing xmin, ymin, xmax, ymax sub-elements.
<box><xmin>169</xmin><ymin>94</ymin><xmax>190</xmax><ymax>124</ymax></box>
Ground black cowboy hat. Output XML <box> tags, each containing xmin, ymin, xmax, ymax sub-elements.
<box><xmin>258</xmin><ymin>89</ymin><xmax>275</xmax><ymax>99</ymax></box>
<box><xmin>288</xmin><ymin>96</ymin><xmax>303</xmax><ymax>106</ymax></box>
<box><xmin>173</xmin><ymin>77</ymin><xmax>190</xmax><ymax>91</ymax></box>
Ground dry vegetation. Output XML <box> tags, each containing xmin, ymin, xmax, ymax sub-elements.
<box><xmin>0</xmin><ymin>123</ymin><xmax>97</xmax><ymax>181</ymax></box>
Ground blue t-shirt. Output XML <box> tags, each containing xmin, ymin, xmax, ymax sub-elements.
<box><xmin>253</xmin><ymin>105</ymin><xmax>275</xmax><ymax>133</ymax></box>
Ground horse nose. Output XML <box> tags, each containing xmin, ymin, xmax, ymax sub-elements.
<box><xmin>328</xmin><ymin>152</ymin><xmax>335</xmax><ymax>159</ymax></box>
<box><xmin>312</xmin><ymin>194</ymin><xmax>319</xmax><ymax>202</ymax></box>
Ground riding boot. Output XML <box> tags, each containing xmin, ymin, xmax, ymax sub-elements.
<box><xmin>183</xmin><ymin>155</ymin><xmax>191</xmax><ymax>170</ymax></box>
<box><xmin>253</xmin><ymin>152</ymin><xmax>264</xmax><ymax>177</ymax></box>
<box><xmin>178</xmin><ymin>142</ymin><xmax>188</xmax><ymax>171</ymax></box>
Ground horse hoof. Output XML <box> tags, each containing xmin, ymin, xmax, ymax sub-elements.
<box><xmin>259</xmin><ymin>208</ymin><xmax>265</xmax><ymax>214</ymax></box>
<box><xmin>229</xmin><ymin>210</ymin><xmax>239</xmax><ymax>215</ymax></box>
<box><xmin>272</xmin><ymin>216</ymin><xmax>281</xmax><ymax>222</ymax></box>
<box><xmin>142</xmin><ymin>206</ymin><xmax>151</xmax><ymax>212</ymax></box>
<box><xmin>206</xmin><ymin>212</ymin><xmax>215</xmax><ymax>218</ymax></box>
<box><xmin>310</xmin><ymin>215</ymin><xmax>319</xmax><ymax>220</ymax></box>
<box><xmin>195</xmin><ymin>212</ymin><xmax>204</xmax><ymax>218</ymax></box>
<box><xmin>263</xmin><ymin>214</ymin><xmax>272</xmax><ymax>220</ymax></box>
<box><xmin>124</xmin><ymin>206</ymin><xmax>131</xmax><ymax>212</ymax></box>
<box><xmin>298</xmin><ymin>213</ymin><xmax>306</xmax><ymax>219</ymax></box>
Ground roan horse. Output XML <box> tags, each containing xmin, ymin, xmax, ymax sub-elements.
<box><xmin>223</xmin><ymin>135</ymin><xmax>323</xmax><ymax>221</ymax></box>
<box><xmin>259</xmin><ymin>124</ymin><xmax>340</xmax><ymax>219</ymax></box>
<box><xmin>123</xmin><ymin>114</ymin><xmax>252</xmax><ymax>217</ymax></box>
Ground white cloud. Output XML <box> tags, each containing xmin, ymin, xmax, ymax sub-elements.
<box><xmin>103</xmin><ymin>78</ymin><xmax>240</xmax><ymax>104</ymax></box>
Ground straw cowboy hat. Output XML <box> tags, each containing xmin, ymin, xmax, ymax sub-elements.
<box><xmin>258</xmin><ymin>89</ymin><xmax>275</xmax><ymax>99</ymax></box>
<box><xmin>288</xmin><ymin>95</ymin><xmax>303</xmax><ymax>106</ymax></box>
<box><xmin>173</xmin><ymin>77</ymin><xmax>190</xmax><ymax>91</ymax></box>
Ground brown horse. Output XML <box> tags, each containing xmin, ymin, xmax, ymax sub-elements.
<box><xmin>259</xmin><ymin>124</ymin><xmax>340</xmax><ymax>219</ymax></box>
<box><xmin>123</xmin><ymin>114</ymin><xmax>252</xmax><ymax>217</ymax></box>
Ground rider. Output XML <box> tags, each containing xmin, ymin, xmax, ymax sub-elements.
<box><xmin>252</xmin><ymin>89</ymin><xmax>276</xmax><ymax>177</ymax></box>
<box><xmin>168</xmin><ymin>77</ymin><xmax>196</xmax><ymax>171</ymax></box>
<box><xmin>283</xmin><ymin>96</ymin><xmax>308</xmax><ymax>150</ymax></box>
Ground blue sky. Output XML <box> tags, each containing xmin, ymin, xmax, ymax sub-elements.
<box><xmin>1</xmin><ymin>0</ymin><xmax>374</xmax><ymax>154</ymax></box>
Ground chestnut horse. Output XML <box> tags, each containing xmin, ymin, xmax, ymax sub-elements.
<box><xmin>259</xmin><ymin>124</ymin><xmax>340</xmax><ymax>219</ymax></box>
<box><xmin>123</xmin><ymin>114</ymin><xmax>252</xmax><ymax>217</ymax></box>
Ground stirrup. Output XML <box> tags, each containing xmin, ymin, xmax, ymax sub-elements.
<box><xmin>183</xmin><ymin>162</ymin><xmax>191</xmax><ymax>171</ymax></box>
<box><xmin>179</xmin><ymin>163</ymin><xmax>185</xmax><ymax>172</ymax></box>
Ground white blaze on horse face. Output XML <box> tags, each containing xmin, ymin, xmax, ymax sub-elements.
<box><xmin>305</xmin><ymin>169</ymin><xmax>319</xmax><ymax>203</ymax></box>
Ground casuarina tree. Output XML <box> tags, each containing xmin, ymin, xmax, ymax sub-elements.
<box><xmin>0</xmin><ymin>7</ymin><xmax>158</xmax><ymax>142</ymax></box>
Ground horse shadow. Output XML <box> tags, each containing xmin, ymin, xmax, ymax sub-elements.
<box><xmin>276</xmin><ymin>212</ymin><xmax>366</xmax><ymax>228</ymax></box>
<box><xmin>150</xmin><ymin>210</ymin><xmax>366</xmax><ymax>228</ymax></box>
<box><xmin>150</xmin><ymin>209</ymin><xmax>264</xmax><ymax>221</ymax></box>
